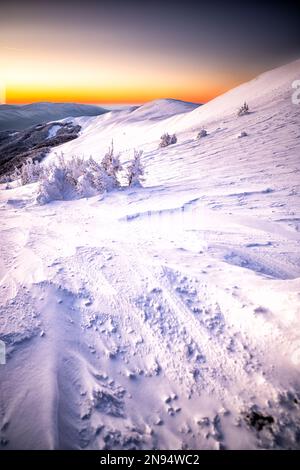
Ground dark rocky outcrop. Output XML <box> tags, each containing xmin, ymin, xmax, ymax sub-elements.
<box><xmin>0</xmin><ymin>121</ymin><xmax>81</xmax><ymax>178</ymax></box>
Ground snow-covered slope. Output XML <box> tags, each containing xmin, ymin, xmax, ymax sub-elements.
<box><xmin>45</xmin><ymin>98</ymin><xmax>199</xmax><ymax>161</ymax></box>
<box><xmin>176</xmin><ymin>58</ymin><xmax>300</xmax><ymax>129</ymax></box>
<box><xmin>0</xmin><ymin>60</ymin><xmax>300</xmax><ymax>450</ymax></box>
<box><xmin>127</xmin><ymin>98</ymin><xmax>199</xmax><ymax>121</ymax></box>
<box><xmin>46</xmin><ymin>60</ymin><xmax>300</xmax><ymax>163</ymax></box>
<box><xmin>0</xmin><ymin>102</ymin><xmax>107</xmax><ymax>131</ymax></box>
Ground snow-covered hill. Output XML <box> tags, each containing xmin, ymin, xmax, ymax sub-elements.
<box><xmin>0</xmin><ymin>59</ymin><xmax>300</xmax><ymax>450</ymax></box>
<box><xmin>176</xmin><ymin>58</ymin><xmax>300</xmax><ymax>129</ymax></box>
<box><xmin>45</xmin><ymin>98</ymin><xmax>199</xmax><ymax>161</ymax></box>
<box><xmin>0</xmin><ymin>102</ymin><xmax>107</xmax><ymax>131</ymax></box>
<box><xmin>46</xmin><ymin>60</ymin><xmax>300</xmax><ymax>164</ymax></box>
<box><xmin>128</xmin><ymin>98</ymin><xmax>199</xmax><ymax>121</ymax></box>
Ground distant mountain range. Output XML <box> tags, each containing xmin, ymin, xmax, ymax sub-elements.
<box><xmin>0</xmin><ymin>102</ymin><xmax>108</xmax><ymax>131</ymax></box>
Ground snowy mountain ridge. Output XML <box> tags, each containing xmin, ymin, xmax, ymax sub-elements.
<box><xmin>0</xmin><ymin>102</ymin><xmax>108</xmax><ymax>131</ymax></box>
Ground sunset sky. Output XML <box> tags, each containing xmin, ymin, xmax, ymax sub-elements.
<box><xmin>1</xmin><ymin>0</ymin><xmax>300</xmax><ymax>105</ymax></box>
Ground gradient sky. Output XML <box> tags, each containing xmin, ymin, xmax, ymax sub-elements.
<box><xmin>1</xmin><ymin>0</ymin><xmax>300</xmax><ymax>104</ymax></box>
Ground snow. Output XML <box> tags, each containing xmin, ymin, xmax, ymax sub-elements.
<box><xmin>47</xmin><ymin>124</ymin><xmax>61</xmax><ymax>139</ymax></box>
<box><xmin>127</xmin><ymin>98</ymin><xmax>199</xmax><ymax>121</ymax></box>
<box><xmin>1</xmin><ymin>59</ymin><xmax>300</xmax><ymax>450</ymax></box>
<box><xmin>44</xmin><ymin>99</ymin><xmax>199</xmax><ymax>163</ymax></box>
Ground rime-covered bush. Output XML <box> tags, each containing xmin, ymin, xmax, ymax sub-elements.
<box><xmin>56</xmin><ymin>154</ymin><xmax>87</xmax><ymax>180</ymax></box>
<box><xmin>11</xmin><ymin>158</ymin><xmax>45</xmax><ymax>186</ymax></box>
<box><xmin>197</xmin><ymin>128</ymin><xmax>208</xmax><ymax>139</ymax></box>
<box><xmin>36</xmin><ymin>147</ymin><xmax>123</xmax><ymax>204</ymax></box>
<box><xmin>8</xmin><ymin>141</ymin><xmax>147</xmax><ymax>204</ymax></box>
<box><xmin>37</xmin><ymin>157</ymin><xmax>98</xmax><ymax>203</ymax></box>
<box><xmin>36</xmin><ymin>166</ymin><xmax>77</xmax><ymax>204</ymax></box>
<box><xmin>159</xmin><ymin>132</ymin><xmax>177</xmax><ymax>148</ymax></box>
<box><xmin>127</xmin><ymin>150</ymin><xmax>144</xmax><ymax>187</ymax></box>
<box><xmin>76</xmin><ymin>172</ymin><xmax>98</xmax><ymax>198</ymax></box>
<box><xmin>170</xmin><ymin>134</ymin><xmax>177</xmax><ymax>145</ymax></box>
<box><xmin>84</xmin><ymin>157</ymin><xmax>116</xmax><ymax>193</ymax></box>
<box><xmin>237</xmin><ymin>102</ymin><xmax>249</xmax><ymax>117</ymax></box>
<box><xmin>100</xmin><ymin>141</ymin><xmax>122</xmax><ymax>190</ymax></box>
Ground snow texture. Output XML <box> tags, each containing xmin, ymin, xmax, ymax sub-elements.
<box><xmin>0</xmin><ymin>59</ymin><xmax>300</xmax><ymax>450</ymax></box>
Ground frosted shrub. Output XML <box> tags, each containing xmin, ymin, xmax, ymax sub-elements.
<box><xmin>159</xmin><ymin>132</ymin><xmax>177</xmax><ymax>148</ymax></box>
<box><xmin>76</xmin><ymin>172</ymin><xmax>98</xmax><ymax>198</ymax></box>
<box><xmin>36</xmin><ymin>166</ymin><xmax>77</xmax><ymax>204</ymax></box>
<box><xmin>237</xmin><ymin>102</ymin><xmax>249</xmax><ymax>117</ymax></box>
<box><xmin>57</xmin><ymin>154</ymin><xmax>87</xmax><ymax>180</ymax></box>
<box><xmin>197</xmin><ymin>128</ymin><xmax>207</xmax><ymax>139</ymax></box>
<box><xmin>36</xmin><ymin>155</ymin><xmax>89</xmax><ymax>203</ymax></box>
<box><xmin>127</xmin><ymin>150</ymin><xmax>144</xmax><ymax>187</ymax></box>
<box><xmin>35</xmin><ymin>142</ymin><xmax>145</xmax><ymax>204</ymax></box>
<box><xmin>159</xmin><ymin>133</ymin><xmax>169</xmax><ymax>147</ymax></box>
<box><xmin>12</xmin><ymin>158</ymin><xmax>44</xmax><ymax>185</ymax></box>
<box><xmin>170</xmin><ymin>134</ymin><xmax>177</xmax><ymax>145</ymax></box>
<box><xmin>37</xmin><ymin>157</ymin><xmax>98</xmax><ymax>203</ymax></box>
<box><xmin>84</xmin><ymin>157</ymin><xmax>115</xmax><ymax>193</ymax></box>
<box><xmin>36</xmin><ymin>146</ymin><xmax>123</xmax><ymax>204</ymax></box>
<box><xmin>100</xmin><ymin>141</ymin><xmax>122</xmax><ymax>190</ymax></box>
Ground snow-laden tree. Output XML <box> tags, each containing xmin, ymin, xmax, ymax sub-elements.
<box><xmin>170</xmin><ymin>134</ymin><xmax>177</xmax><ymax>145</ymax></box>
<box><xmin>127</xmin><ymin>150</ymin><xmax>144</xmax><ymax>187</ymax></box>
<box><xmin>36</xmin><ymin>148</ymin><xmax>124</xmax><ymax>204</ymax></box>
<box><xmin>76</xmin><ymin>172</ymin><xmax>98</xmax><ymax>198</ymax></box>
<box><xmin>159</xmin><ymin>132</ymin><xmax>177</xmax><ymax>148</ymax></box>
<box><xmin>237</xmin><ymin>102</ymin><xmax>250</xmax><ymax>116</ymax></box>
<box><xmin>86</xmin><ymin>156</ymin><xmax>116</xmax><ymax>193</ymax></box>
<box><xmin>36</xmin><ymin>166</ymin><xmax>77</xmax><ymax>204</ymax></box>
<box><xmin>100</xmin><ymin>140</ymin><xmax>122</xmax><ymax>189</ymax></box>
<box><xmin>56</xmin><ymin>154</ymin><xmax>87</xmax><ymax>180</ymax></box>
<box><xmin>12</xmin><ymin>158</ymin><xmax>44</xmax><ymax>185</ymax></box>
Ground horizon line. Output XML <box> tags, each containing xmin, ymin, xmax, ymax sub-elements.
<box><xmin>2</xmin><ymin>98</ymin><xmax>204</xmax><ymax>106</ymax></box>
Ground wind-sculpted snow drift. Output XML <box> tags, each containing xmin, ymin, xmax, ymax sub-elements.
<box><xmin>0</xmin><ymin>60</ymin><xmax>300</xmax><ymax>449</ymax></box>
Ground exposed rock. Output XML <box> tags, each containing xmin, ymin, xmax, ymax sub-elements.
<box><xmin>244</xmin><ymin>409</ymin><xmax>274</xmax><ymax>431</ymax></box>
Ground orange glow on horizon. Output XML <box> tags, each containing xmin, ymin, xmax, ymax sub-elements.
<box><xmin>4</xmin><ymin>82</ymin><xmax>233</xmax><ymax>105</ymax></box>
<box><xmin>1</xmin><ymin>2</ymin><xmax>296</xmax><ymax>108</ymax></box>
<box><xmin>1</xmin><ymin>36</ymin><xmax>247</xmax><ymax>106</ymax></box>
<box><xmin>0</xmin><ymin>13</ymin><xmax>250</xmax><ymax>107</ymax></box>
